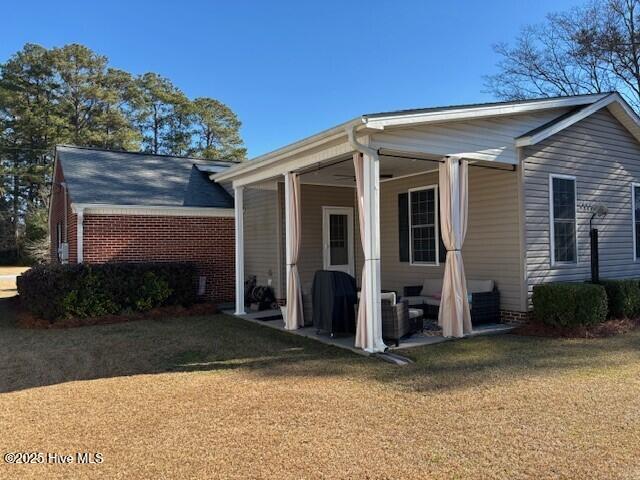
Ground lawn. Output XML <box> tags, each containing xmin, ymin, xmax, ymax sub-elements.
<box><xmin>0</xmin><ymin>296</ymin><xmax>639</xmax><ymax>479</ymax></box>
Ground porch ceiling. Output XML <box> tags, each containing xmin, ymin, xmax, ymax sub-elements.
<box><xmin>297</xmin><ymin>153</ymin><xmax>442</xmax><ymax>187</ymax></box>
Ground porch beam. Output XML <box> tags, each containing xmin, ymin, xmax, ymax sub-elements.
<box><xmin>234</xmin><ymin>186</ymin><xmax>245</xmax><ymax>315</ymax></box>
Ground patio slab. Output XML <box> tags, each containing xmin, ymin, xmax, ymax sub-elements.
<box><xmin>225</xmin><ymin>309</ymin><xmax>515</xmax><ymax>356</ymax></box>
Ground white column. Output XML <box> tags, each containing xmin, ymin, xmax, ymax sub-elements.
<box><xmin>76</xmin><ymin>207</ymin><xmax>84</xmax><ymax>263</ymax></box>
<box><xmin>234</xmin><ymin>185</ymin><xmax>245</xmax><ymax>315</ymax></box>
<box><xmin>362</xmin><ymin>152</ymin><xmax>385</xmax><ymax>352</ymax></box>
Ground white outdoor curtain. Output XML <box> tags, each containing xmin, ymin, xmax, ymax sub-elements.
<box><xmin>285</xmin><ymin>172</ymin><xmax>304</xmax><ymax>330</ymax></box>
<box><xmin>353</xmin><ymin>153</ymin><xmax>386</xmax><ymax>352</ymax></box>
<box><xmin>438</xmin><ymin>157</ymin><xmax>472</xmax><ymax>338</ymax></box>
<box><xmin>354</xmin><ymin>153</ymin><xmax>369</xmax><ymax>348</ymax></box>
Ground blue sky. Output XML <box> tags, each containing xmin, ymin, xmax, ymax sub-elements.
<box><xmin>2</xmin><ymin>0</ymin><xmax>581</xmax><ymax>157</ymax></box>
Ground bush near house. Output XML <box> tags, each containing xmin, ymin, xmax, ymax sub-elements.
<box><xmin>17</xmin><ymin>262</ymin><xmax>197</xmax><ymax>322</ymax></box>
<box><xmin>599</xmin><ymin>279</ymin><xmax>640</xmax><ymax>319</ymax></box>
<box><xmin>532</xmin><ymin>283</ymin><xmax>608</xmax><ymax>327</ymax></box>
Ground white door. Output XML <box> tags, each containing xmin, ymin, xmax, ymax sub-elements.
<box><xmin>322</xmin><ymin>206</ymin><xmax>355</xmax><ymax>276</ymax></box>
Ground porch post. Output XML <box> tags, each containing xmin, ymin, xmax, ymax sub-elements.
<box><xmin>361</xmin><ymin>152</ymin><xmax>386</xmax><ymax>352</ymax></box>
<box><xmin>234</xmin><ymin>185</ymin><xmax>245</xmax><ymax>315</ymax></box>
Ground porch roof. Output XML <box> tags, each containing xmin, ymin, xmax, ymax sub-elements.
<box><xmin>215</xmin><ymin>92</ymin><xmax>632</xmax><ymax>186</ymax></box>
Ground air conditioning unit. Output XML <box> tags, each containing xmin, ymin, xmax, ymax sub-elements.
<box><xmin>58</xmin><ymin>243</ymin><xmax>69</xmax><ymax>263</ymax></box>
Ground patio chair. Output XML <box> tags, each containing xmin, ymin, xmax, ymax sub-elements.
<box><xmin>380</xmin><ymin>292</ymin><xmax>423</xmax><ymax>347</ymax></box>
<box><xmin>402</xmin><ymin>279</ymin><xmax>500</xmax><ymax>325</ymax></box>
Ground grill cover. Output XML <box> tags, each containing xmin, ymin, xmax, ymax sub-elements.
<box><xmin>311</xmin><ymin>270</ymin><xmax>357</xmax><ymax>335</ymax></box>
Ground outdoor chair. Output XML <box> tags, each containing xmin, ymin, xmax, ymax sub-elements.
<box><xmin>403</xmin><ymin>279</ymin><xmax>500</xmax><ymax>325</ymax></box>
<box><xmin>380</xmin><ymin>292</ymin><xmax>423</xmax><ymax>347</ymax></box>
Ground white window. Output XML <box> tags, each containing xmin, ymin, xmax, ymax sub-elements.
<box><xmin>408</xmin><ymin>185</ymin><xmax>440</xmax><ymax>265</ymax></box>
<box><xmin>632</xmin><ymin>183</ymin><xmax>640</xmax><ymax>261</ymax></box>
<box><xmin>549</xmin><ymin>174</ymin><xmax>577</xmax><ymax>265</ymax></box>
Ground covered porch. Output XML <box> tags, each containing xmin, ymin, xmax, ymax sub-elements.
<box><xmin>215</xmin><ymin>111</ymin><xmax>529</xmax><ymax>353</ymax></box>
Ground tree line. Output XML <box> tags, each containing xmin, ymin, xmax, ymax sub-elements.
<box><xmin>0</xmin><ymin>43</ymin><xmax>246</xmax><ymax>261</ymax></box>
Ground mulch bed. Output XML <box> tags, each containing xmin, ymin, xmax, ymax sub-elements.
<box><xmin>513</xmin><ymin>317</ymin><xmax>640</xmax><ymax>338</ymax></box>
<box><xmin>12</xmin><ymin>300</ymin><xmax>218</xmax><ymax>329</ymax></box>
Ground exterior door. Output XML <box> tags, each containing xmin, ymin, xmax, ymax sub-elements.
<box><xmin>322</xmin><ymin>206</ymin><xmax>354</xmax><ymax>276</ymax></box>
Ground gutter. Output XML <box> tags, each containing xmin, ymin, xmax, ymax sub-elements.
<box><xmin>346</xmin><ymin>124</ymin><xmax>378</xmax><ymax>160</ymax></box>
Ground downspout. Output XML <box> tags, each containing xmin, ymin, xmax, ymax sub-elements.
<box><xmin>62</xmin><ymin>182</ymin><xmax>68</xmax><ymax>243</ymax></box>
<box><xmin>76</xmin><ymin>207</ymin><xmax>84</xmax><ymax>264</ymax></box>
<box><xmin>346</xmin><ymin>124</ymin><xmax>377</xmax><ymax>162</ymax></box>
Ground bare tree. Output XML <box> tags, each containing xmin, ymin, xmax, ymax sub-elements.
<box><xmin>486</xmin><ymin>0</ymin><xmax>640</xmax><ymax>109</ymax></box>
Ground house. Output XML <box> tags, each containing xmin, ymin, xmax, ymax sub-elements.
<box><xmin>214</xmin><ymin>92</ymin><xmax>640</xmax><ymax>351</ymax></box>
<box><xmin>49</xmin><ymin>145</ymin><xmax>236</xmax><ymax>303</ymax></box>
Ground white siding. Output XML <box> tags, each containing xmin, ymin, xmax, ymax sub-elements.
<box><xmin>524</xmin><ymin>108</ymin><xmax>640</xmax><ymax>300</ymax></box>
<box><xmin>372</xmin><ymin>109</ymin><xmax>571</xmax><ymax>164</ymax></box>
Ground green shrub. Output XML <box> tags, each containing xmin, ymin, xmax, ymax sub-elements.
<box><xmin>17</xmin><ymin>262</ymin><xmax>197</xmax><ymax>322</ymax></box>
<box><xmin>532</xmin><ymin>282</ymin><xmax>608</xmax><ymax>327</ymax></box>
<box><xmin>600</xmin><ymin>279</ymin><xmax>640</xmax><ymax>319</ymax></box>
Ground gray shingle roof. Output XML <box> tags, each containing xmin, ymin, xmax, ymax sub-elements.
<box><xmin>57</xmin><ymin>145</ymin><xmax>234</xmax><ymax>208</ymax></box>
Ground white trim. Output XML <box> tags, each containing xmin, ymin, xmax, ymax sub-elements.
<box><xmin>364</xmin><ymin>94</ymin><xmax>608</xmax><ymax>130</ymax></box>
<box><xmin>214</xmin><ymin>119</ymin><xmax>362</xmax><ymax>182</ymax></box>
<box><xmin>216</xmin><ymin>95</ymin><xmax>608</xmax><ymax>185</ymax></box>
<box><xmin>234</xmin><ymin>187</ymin><xmax>245</xmax><ymax>315</ymax></box>
<box><xmin>70</xmin><ymin>203</ymin><xmax>234</xmax><ymax>218</ymax></box>
<box><xmin>549</xmin><ymin>174</ymin><xmax>578</xmax><ymax>266</ymax></box>
<box><xmin>408</xmin><ymin>185</ymin><xmax>440</xmax><ymax>267</ymax></box>
<box><xmin>632</xmin><ymin>183</ymin><xmax>640</xmax><ymax>262</ymax></box>
<box><xmin>516</xmin><ymin>93</ymin><xmax>640</xmax><ymax>146</ymax></box>
<box><xmin>322</xmin><ymin>206</ymin><xmax>355</xmax><ymax>276</ymax></box>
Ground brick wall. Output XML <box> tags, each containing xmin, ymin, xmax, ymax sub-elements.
<box><xmin>500</xmin><ymin>309</ymin><xmax>531</xmax><ymax>325</ymax></box>
<box><xmin>82</xmin><ymin>214</ymin><xmax>235</xmax><ymax>303</ymax></box>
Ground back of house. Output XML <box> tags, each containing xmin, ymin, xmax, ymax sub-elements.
<box><xmin>216</xmin><ymin>92</ymin><xmax>640</xmax><ymax>323</ymax></box>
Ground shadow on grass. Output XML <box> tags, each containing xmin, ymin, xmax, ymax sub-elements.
<box><xmin>2</xmin><ymin>296</ymin><xmax>640</xmax><ymax>395</ymax></box>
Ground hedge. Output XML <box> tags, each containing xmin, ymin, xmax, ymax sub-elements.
<box><xmin>532</xmin><ymin>282</ymin><xmax>608</xmax><ymax>327</ymax></box>
<box><xmin>17</xmin><ymin>262</ymin><xmax>198</xmax><ymax>321</ymax></box>
<box><xmin>600</xmin><ymin>279</ymin><xmax>640</xmax><ymax>319</ymax></box>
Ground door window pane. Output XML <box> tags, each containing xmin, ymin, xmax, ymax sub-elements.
<box><xmin>329</xmin><ymin>214</ymin><xmax>348</xmax><ymax>265</ymax></box>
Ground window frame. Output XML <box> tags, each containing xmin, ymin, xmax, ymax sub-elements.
<box><xmin>408</xmin><ymin>184</ymin><xmax>440</xmax><ymax>266</ymax></box>
<box><xmin>549</xmin><ymin>173</ymin><xmax>578</xmax><ymax>266</ymax></box>
<box><xmin>632</xmin><ymin>182</ymin><xmax>640</xmax><ymax>262</ymax></box>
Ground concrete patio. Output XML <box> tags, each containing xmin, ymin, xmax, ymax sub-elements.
<box><xmin>226</xmin><ymin>309</ymin><xmax>515</xmax><ymax>356</ymax></box>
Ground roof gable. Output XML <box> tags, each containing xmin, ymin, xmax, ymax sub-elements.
<box><xmin>515</xmin><ymin>93</ymin><xmax>640</xmax><ymax>147</ymax></box>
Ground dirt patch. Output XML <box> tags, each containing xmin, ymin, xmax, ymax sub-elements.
<box><xmin>513</xmin><ymin>317</ymin><xmax>640</xmax><ymax>338</ymax></box>
<box><xmin>14</xmin><ymin>301</ymin><xmax>218</xmax><ymax>329</ymax></box>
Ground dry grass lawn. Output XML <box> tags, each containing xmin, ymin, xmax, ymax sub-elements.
<box><xmin>0</xmin><ymin>295</ymin><xmax>639</xmax><ymax>479</ymax></box>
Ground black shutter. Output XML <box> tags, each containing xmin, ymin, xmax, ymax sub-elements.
<box><xmin>398</xmin><ymin>193</ymin><xmax>409</xmax><ymax>262</ymax></box>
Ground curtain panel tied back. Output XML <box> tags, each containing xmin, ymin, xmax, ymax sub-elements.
<box><xmin>438</xmin><ymin>157</ymin><xmax>472</xmax><ymax>338</ymax></box>
<box><xmin>285</xmin><ymin>172</ymin><xmax>304</xmax><ymax>330</ymax></box>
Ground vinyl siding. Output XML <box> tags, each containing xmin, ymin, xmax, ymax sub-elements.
<box><xmin>372</xmin><ymin>109</ymin><xmax>571</xmax><ymax>165</ymax></box>
<box><xmin>243</xmin><ymin>187</ymin><xmax>283</xmax><ymax>297</ymax></box>
<box><xmin>379</xmin><ymin>168</ymin><xmax>523</xmax><ymax>311</ymax></box>
<box><xmin>524</xmin><ymin>108</ymin><xmax>640</xmax><ymax>301</ymax></box>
